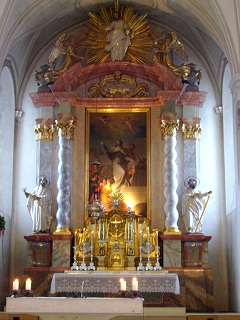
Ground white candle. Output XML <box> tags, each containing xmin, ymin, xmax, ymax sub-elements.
<box><xmin>156</xmin><ymin>230</ymin><xmax>158</xmax><ymax>247</ymax></box>
<box><xmin>98</xmin><ymin>222</ymin><xmax>101</xmax><ymax>239</ymax></box>
<box><xmin>120</xmin><ymin>278</ymin><xmax>126</xmax><ymax>291</ymax></box>
<box><xmin>13</xmin><ymin>279</ymin><xmax>19</xmax><ymax>291</ymax></box>
<box><xmin>147</xmin><ymin>227</ymin><xmax>149</xmax><ymax>243</ymax></box>
<box><xmin>132</xmin><ymin>278</ymin><xmax>138</xmax><ymax>291</ymax></box>
<box><xmin>25</xmin><ymin>278</ymin><xmax>32</xmax><ymax>291</ymax></box>
<box><xmin>139</xmin><ymin>231</ymin><xmax>142</xmax><ymax>247</ymax></box>
<box><xmin>91</xmin><ymin>231</ymin><xmax>93</xmax><ymax>246</ymax></box>
<box><xmin>102</xmin><ymin>223</ymin><xmax>105</xmax><ymax>240</ymax></box>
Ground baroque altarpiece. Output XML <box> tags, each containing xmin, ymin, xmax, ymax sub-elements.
<box><xmin>24</xmin><ymin>0</ymin><xmax>213</xmax><ymax>312</ymax></box>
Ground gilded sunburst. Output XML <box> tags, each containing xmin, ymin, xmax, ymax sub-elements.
<box><xmin>83</xmin><ymin>0</ymin><xmax>154</xmax><ymax>64</ymax></box>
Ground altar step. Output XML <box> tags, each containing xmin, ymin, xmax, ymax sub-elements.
<box><xmin>1</xmin><ymin>310</ymin><xmax>240</xmax><ymax>320</ymax></box>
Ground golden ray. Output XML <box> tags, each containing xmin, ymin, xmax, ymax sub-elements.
<box><xmin>83</xmin><ymin>1</ymin><xmax>154</xmax><ymax>64</ymax></box>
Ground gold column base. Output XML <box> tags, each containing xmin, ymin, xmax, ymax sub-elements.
<box><xmin>53</xmin><ymin>227</ymin><xmax>72</xmax><ymax>235</ymax></box>
<box><xmin>163</xmin><ymin>227</ymin><xmax>181</xmax><ymax>235</ymax></box>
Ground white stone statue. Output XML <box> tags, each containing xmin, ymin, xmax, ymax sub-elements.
<box><xmin>182</xmin><ymin>177</ymin><xmax>212</xmax><ymax>233</ymax></box>
<box><xmin>105</xmin><ymin>12</ymin><xmax>134</xmax><ymax>61</ymax></box>
<box><xmin>23</xmin><ymin>176</ymin><xmax>53</xmax><ymax>234</ymax></box>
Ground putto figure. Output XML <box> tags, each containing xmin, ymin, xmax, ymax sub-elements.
<box><xmin>23</xmin><ymin>175</ymin><xmax>53</xmax><ymax>234</ymax></box>
<box><xmin>182</xmin><ymin>177</ymin><xmax>212</xmax><ymax>233</ymax></box>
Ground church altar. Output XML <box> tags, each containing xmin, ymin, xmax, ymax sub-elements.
<box><xmin>50</xmin><ymin>271</ymin><xmax>180</xmax><ymax>295</ymax></box>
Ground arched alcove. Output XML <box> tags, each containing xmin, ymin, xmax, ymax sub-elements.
<box><xmin>0</xmin><ymin>65</ymin><xmax>15</xmax><ymax>310</ymax></box>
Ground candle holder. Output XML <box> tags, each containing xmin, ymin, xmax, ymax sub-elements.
<box><xmin>22</xmin><ymin>290</ymin><xmax>34</xmax><ymax>297</ymax></box>
<box><xmin>145</xmin><ymin>242</ymin><xmax>153</xmax><ymax>271</ymax></box>
<box><xmin>137</xmin><ymin>246</ymin><xmax>145</xmax><ymax>271</ymax></box>
<box><xmin>10</xmin><ymin>290</ymin><xmax>21</xmax><ymax>298</ymax></box>
<box><xmin>154</xmin><ymin>245</ymin><xmax>162</xmax><ymax>270</ymax></box>
<box><xmin>79</xmin><ymin>252</ymin><xmax>87</xmax><ymax>270</ymax></box>
<box><xmin>120</xmin><ymin>290</ymin><xmax>127</xmax><ymax>297</ymax></box>
<box><xmin>79</xmin><ymin>241</ymin><xmax>91</xmax><ymax>270</ymax></box>
<box><xmin>131</xmin><ymin>290</ymin><xmax>140</xmax><ymax>298</ymax></box>
<box><xmin>87</xmin><ymin>245</ymin><xmax>95</xmax><ymax>270</ymax></box>
<box><xmin>71</xmin><ymin>246</ymin><xmax>79</xmax><ymax>270</ymax></box>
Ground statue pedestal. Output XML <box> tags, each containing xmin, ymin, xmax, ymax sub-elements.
<box><xmin>24</xmin><ymin>234</ymin><xmax>73</xmax><ymax>272</ymax></box>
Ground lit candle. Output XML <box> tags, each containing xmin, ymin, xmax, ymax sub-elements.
<box><xmin>132</xmin><ymin>278</ymin><xmax>138</xmax><ymax>291</ymax></box>
<box><xmin>91</xmin><ymin>231</ymin><xmax>93</xmax><ymax>247</ymax></box>
<box><xmin>25</xmin><ymin>278</ymin><xmax>32</xmax><ymax>291</ymax></box>
<box><xmin>147</xmin><ymin>227</ymin><xmax>149</xmax><ymax>243</ymax></box>
<box><xmin>13</xmin><ymin>279</ymin><xmax>19</xmax><ymax>291</ymax></box>
<box><xmin>120</xmin><ymin>278</ymin><xmax>126</xmax><ymax>292</ymax></box>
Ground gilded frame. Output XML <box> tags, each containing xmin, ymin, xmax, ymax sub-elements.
<box><xmin>85</xmin><ymin>108</ymin><xmax>150</xmax><ymax>219</ymax></box>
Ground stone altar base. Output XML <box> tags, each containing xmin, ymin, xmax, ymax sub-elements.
<box><xmin>5</xmin><ymin>297</ymin><xmax>143</xmax><ymax>314</ymax></box>
<box><xmin>21</xmin><ymin>269</ymin><xmax>213</xmax><ymax>312</ymax></box>
<box><xmin>22</xmin><ymin>234</ymin><xmax>213</xmax><ymax>312</ymax></box>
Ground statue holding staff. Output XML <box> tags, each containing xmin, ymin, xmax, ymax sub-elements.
<box><xmin>182</xmin><ymin>177</ymin><xmax>212</xmax><ymax>233</ymax></box>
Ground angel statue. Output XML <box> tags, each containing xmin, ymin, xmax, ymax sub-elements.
<box><xmin>153</xmin><ymin>31</ymin><xmax>190</xmax><ymax>80</ymax></box>
<box><xmin>23</xmin><ymin>175</ymin><xmax>53</xmax><ymax>234</ymax></box>
<box><xmin>35</xmin><ymin>33</ymin><xmax>83</xmax><ymax>87</ymax></box>
<box><xmin>182</xmin><ymin>177</ymin><xmax>212</xmax><ymax>234</ymax></box>
<box><xmin>48</xmin><ymin>33</ymin><xmax>68</xmax><ymax>69</ymax></box>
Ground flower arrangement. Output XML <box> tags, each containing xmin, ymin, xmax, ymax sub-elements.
<box><xmin>0</xmin><ymin>215</ymin><xmax>6</xmax><ymax>237</ymax></box>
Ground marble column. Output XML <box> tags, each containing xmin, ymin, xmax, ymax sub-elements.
<box><xmin>35</xmin><ymin>117</ymin><xmax>55</xmax><ymax>179</ymax></box>
<box><xmin>181</xmin><ymin>118</ymin><xmax>201</xmax><ymax>179</ymax></box>
<box><xmin>160</xmin><ymin>113</ymin><xmax>181</xmax><ymax>234</ymax></box>
<box><xmin>179</xmin><ymin>91</ymin><xmax>207</xmax><ymax>181</ymax></box>
<box><xmin>54</xmin><ymin>113</ymin><xmax>76</xmax><ymax>234</ymax></box>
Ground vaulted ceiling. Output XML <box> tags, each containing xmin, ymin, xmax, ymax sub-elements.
<box><xmin>1</xmin><ymin>0</ymin><xmax>239</xmax><ymax>104</ymax></box>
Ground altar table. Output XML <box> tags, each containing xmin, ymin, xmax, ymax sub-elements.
<box><xmin>50</xmin><ymin>271</ymin><xmax>180</xmax><ymax>295</ymax></box>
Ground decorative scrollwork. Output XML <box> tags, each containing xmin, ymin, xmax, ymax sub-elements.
<box><xmin>88</xmin><ymin>71</ymin><xmax>149</xmax><ymax>98</ymax></box>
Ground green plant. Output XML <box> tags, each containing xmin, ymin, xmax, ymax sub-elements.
<box><xmin>0</xmin><ymin>215</ymin><xmax>5</xmax><ymax>230</ymax></box>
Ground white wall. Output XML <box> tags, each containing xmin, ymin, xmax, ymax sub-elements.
<box><xmin>0</xmin><ymin>66</ymin><xmax>15</xmax><ymax>310</ymax></box>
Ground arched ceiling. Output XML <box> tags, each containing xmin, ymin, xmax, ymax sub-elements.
<box><xmin>1</xmin><ymin>0</ymin><xmax>239</xmax><ymax>104</ymax></box>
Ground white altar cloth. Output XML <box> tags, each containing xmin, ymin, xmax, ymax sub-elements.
<box><xmin>50</xmin><ymin>271</ymin><xmax>180</xmax><ymax>295</ymax></box>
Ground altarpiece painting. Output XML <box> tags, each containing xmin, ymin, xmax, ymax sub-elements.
<box><xmin>86</xmin><ymin>108</ymin><xmax>150</xmax><ymax>218</ymax></box>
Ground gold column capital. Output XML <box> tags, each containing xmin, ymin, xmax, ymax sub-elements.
<box><xmin>181</xmin><ymin>117</ymin><xmax>201</xmax><ymax>140</ymax></box>
<box><xmin>35</xmin><ymin>118</ymin><xmax>55</xmax><ymax>141</ymax></box>
<box><xmin>181</xmin><ymin>123</ymin><xmax>202</xmax><ymax>140</ymax></box>
<box><xmin>159</xmin><ymin>119</ymin><xmax>179</xmax><ymax>138</ymax></box>
<box><xmin>56</xmin><ymin>113</ymin><xmax>77</xmax><ymax>139</ymax></box>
